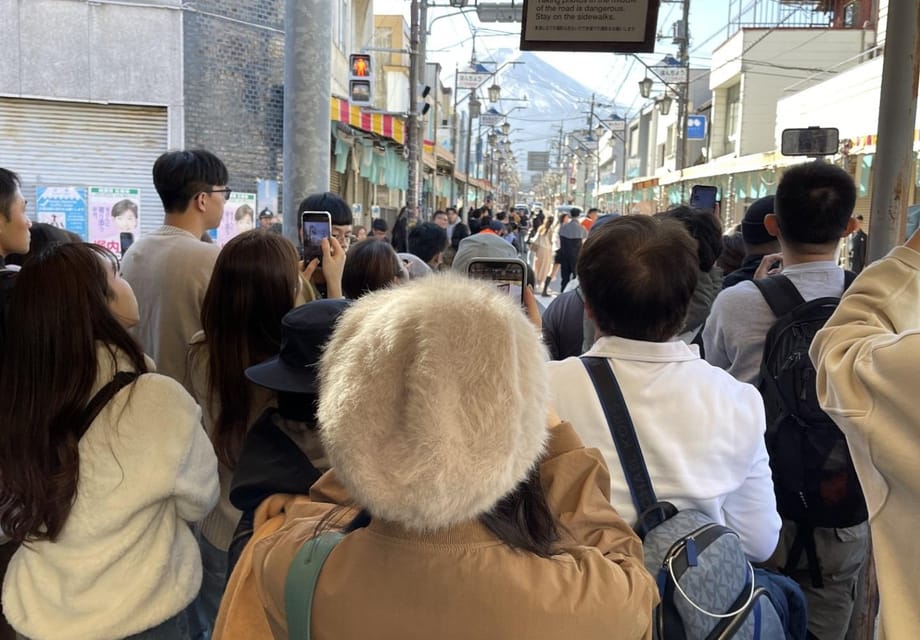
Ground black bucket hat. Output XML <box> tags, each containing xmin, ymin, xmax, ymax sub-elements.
<box><xmin>245</xmin><ymin>298</ymin><xmax>351</xmax><ymax>394</ymax></box>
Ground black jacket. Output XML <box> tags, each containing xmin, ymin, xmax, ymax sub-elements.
<box><xmin>226</xmin><ymin>409</ymin><xmax>323</xmax><ymax>578</ymax></box>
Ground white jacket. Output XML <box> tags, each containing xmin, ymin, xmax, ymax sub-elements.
<box><xmin>811</xmin><ymin>246</ymin><xmax>920</xmax><ymax>640</ymax></box>
<box><xmin>2</xmin><ymin>346</ymin><xmax>219</xmax><ymax>640</ymax></box>
<box><xmin>547</xmin><ymin>336</ymin><xmax>781</xmax><ymax>562</ymax></box>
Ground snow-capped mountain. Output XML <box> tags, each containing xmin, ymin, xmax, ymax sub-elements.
<box><xmin>458</xmin><ymin>48</ymin><xmax>623</xmax><ymax>185</ymax></box>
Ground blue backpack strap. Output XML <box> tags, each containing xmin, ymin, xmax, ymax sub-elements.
<box><xmin>580</xmin><ymin>356</ymin><xmax>657</xmax><ymax>513</ymax></box>
<box><xmin>284</xmin><ymin>532</ymin><xmax>345</xmax><ymax>640</ymax></box>
<box><xmin>752</xmin><ymin>274</ymin><xmax>805</xmax><ymax>318</ymax></box>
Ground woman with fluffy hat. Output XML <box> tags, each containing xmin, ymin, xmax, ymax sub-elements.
<box><xmin>215</xmin><ymin>274</ymin><xmax>657</xmax><ymax>640</ymax></box>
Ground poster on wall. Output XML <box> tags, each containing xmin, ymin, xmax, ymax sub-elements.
<box><xmin>257</xmin><ymin>179</ymin><xmax>279</xmax><ymax>228</ymax></box>
<box><xmin>216</xmin><ymin>192</ymin><xmax>257</xmax><ymax>246</ymax></box>
<box><xmin>88</xmin><ymin>187</ymin><xmax>142</xmax><ymax>256</ymax></box>
<box><xmin>35</xmin><ymin>186</ymin><xmax>88</xmax><ymax>239</ymax></box>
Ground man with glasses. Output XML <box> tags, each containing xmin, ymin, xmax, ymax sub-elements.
<box><xmin>121</xmin><ymin>149</ymin><xmax>228</xmax><ymax>385</ymax></box>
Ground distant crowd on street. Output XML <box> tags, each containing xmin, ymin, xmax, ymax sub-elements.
<box><xmin>0</xmin><ymin>149</ymin><xmax>917</xmax><ymax>640</ymax></box>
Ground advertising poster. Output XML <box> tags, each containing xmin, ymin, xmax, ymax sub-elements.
<box><xmin>216</xmin><ymin>192</ymin><xmax>257</xmax><ymax>246</ymax></box>
<box><xmin>35</xmin><ymin>186</ymin><xmax>89</xmax><ymax>239</ymax></box>
<box><xmin>88</xmin><ymin>187</ymin><xmax>141</xmax><ymax>256</ymax></box>
<box><xmin>256</xmin><ymin>179</ymin><xmax>279</xmax><ymax>228</ymax></box>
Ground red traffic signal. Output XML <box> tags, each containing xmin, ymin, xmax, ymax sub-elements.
<box><xmin>350</xmin><ymin>54</ymin><xmax>371</xmax><ymax>78</ymax></box>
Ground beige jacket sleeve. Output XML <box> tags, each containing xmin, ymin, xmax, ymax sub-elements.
<box><xmin>810</xmin><ymin>245</ymin><xmax>920</xmax><ymax>513</ymax></box>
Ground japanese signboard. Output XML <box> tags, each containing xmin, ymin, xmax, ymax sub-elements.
<box><xmin>520</xmin><ymin>0</ymin><xmax>661</xmax><ymax>53</ymax></box>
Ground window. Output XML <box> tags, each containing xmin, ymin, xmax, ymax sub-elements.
<box><xmin>665</xmin><ymin>124</ymin><xmax>675</xmax><ymax>158</ymax></box>
<box><xmin>629</xmin><ymin>125</ymin><xmax>639</xmax><ymax>157</ymax></box>
<box><xmin>843</xmin><ymin>2</ymin><xmax>859</xmax><ymax>27</ymax></box>
<box><xmin>657</xmin><ymin>143</ymin><xmax>666</xmax><ymax>168</ymax></box>
<box><xmin>723</xmin><ymin>83</ymin><xmax>741</xmax><ymax>153</ymax></box>
<box><xmin>334</xmin><ymin>0</ymin><xmax>350</xmax><ymax>52</ymax></box>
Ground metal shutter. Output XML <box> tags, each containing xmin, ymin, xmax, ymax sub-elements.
<box><xmin>0</xmin><ymin>97</ymin><xmax>168</xmax><ymax>237</ymax></box>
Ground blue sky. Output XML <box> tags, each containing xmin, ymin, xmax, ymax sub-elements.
<box><xmin>374</xmin><ymin>0</ymin><xmax>730</xmax><ymax>116</ymax></box>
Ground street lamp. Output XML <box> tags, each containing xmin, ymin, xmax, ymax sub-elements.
<box><xmin>469</xmin><ymin>95</ymin><xmax>482</xmax><ymax>118</ymax></box>
<box><xmin>639</xmin><ymin>75</ymin><xmax>653</xmax><ymax>99</ymax></box>
<box><xmin>501</xmin><ymin>121</ymin><xmax>511</xmax><ymax>135</ymax></box>
<box><xmin>488</xmin><ymin>83</ymin><xmax>501</xmax><ymax>103</ymax></box>
<box><xmin>656</xmin><ymin>94</ymin><xmax>673</xmax><ymax>116</ymax></box>
<box><xmin>487</xmin><ymin>131</ymin><xmax>498</xmax><ymax>146</ymax></box>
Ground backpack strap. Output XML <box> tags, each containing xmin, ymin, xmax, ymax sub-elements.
<box><xmin>843</xmin><ymin>270</ymin><xmax>857</xmax><ymax>290</ymax></box>
<box><xmin>580</xmin><ymin>356</ymin><xmax>657</xmax><ymax>513</ymax></box>
<box><xmin>752</xmin><ymin>275</ymin><xmax>805</xmax><ymax>318</ymax></box>
<box><xmin>77</xmin><ymin>371</ymin><xmax>140</xmax><ymax>438</ymax></box>
<box><xmin>285</xmin><ymin>532</ymin><xmax>344</xmax><ymax>640</ymax></box>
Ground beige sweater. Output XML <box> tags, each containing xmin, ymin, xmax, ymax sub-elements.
<box><xmin>811</xmin><ymin>245</ymin><xmax>920</xmax><ymax>640</ymax></box>
<box><xmin>186</xmin><ymin>332</ymin><xmax>276</xmax><ymax>551</ymax></box>
<box><xmin>121</xmin><ymin>225</ymin><xmax>220</xmax><ymax>384</ymax></box>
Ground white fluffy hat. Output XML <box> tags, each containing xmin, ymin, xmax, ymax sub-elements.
<box><xmin>317</xmin><ymin>274</ymin><xmax>550</xmax><ymax>532</ymax></box>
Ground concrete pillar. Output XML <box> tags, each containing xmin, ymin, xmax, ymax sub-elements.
<box><xmin>283</xmin><ymin>0</ymin><xmax>332</xmax><ymax>247</ymax></box>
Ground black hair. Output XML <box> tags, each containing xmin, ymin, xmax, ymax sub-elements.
<box><xmin>569</xmin><ymin>207</ymin><xmax>582</xmax><ymax>219</ymax></box>
<box><xmin>371</xmin><ymin>218</ymin><xmax>388</xmax><ymax>232</ymax></box>
<box><xmin>408</xmin><ymin>222</ymin><xmax>448</xmax><ymax>264</ymax></box>
<box><xmin>479</xmin><ymin>469</ymin><xmax>560</xmax><ymax>558</ymax></box>
<box><xmin>775</xmin><ymin>161</ymin><xmax>856</xmax><ymax>246</ymax></box>
<box><xmin>0</xmin><ymin>168</ymin><xmax>21</xmax><ymax>221</ymax></box>
<box><xmin>342</xmin><ymin>238</ymin><xmax>404</xmax><ymax>299</ymax></box>
<box><xmin>152</xmin><ymin>149</ymin><xmax>229</xmax><ymax>214</ymax></box>
<box><xmin>5</xmin><ymin>223</ymin><xmax>79</xmax><ymax>268</ymax></box>
<box><xmin>298</xmin><ymin>192</ymin><xmax>353</xmax><ymax>227</ymax></box>
<box><xmin>718</xmin><ymin>230</ymin><xmax>746</xmax><ymax>275</ymax></box>
<box><xmin>578</xmin><ymin>216</ymin><xmax>698</xmax><ymax>342</ymax></box>
<box><xmin>657</xmin><ymin>206</ymin><xmax>723</xmax><ymax>272</ymax></box>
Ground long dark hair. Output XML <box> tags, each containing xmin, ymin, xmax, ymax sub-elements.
<box><xmin>480</xmin><ymin>469</ymin><xmax>560</xmax><ymax>558</ymax></box>
<box><xmin>194</xmin><ymin>230</ymin><xmax>300</xmax><ymax>467</ymax></box>
<box><xmin>0</xmin><ymin>243</ymin><xmax>147</xmax><ymax>543</ymax></box>
<box><xmin>335</xmin><ymin>468</ymin><xmax>561</xmax><ymax>558</ymax></box>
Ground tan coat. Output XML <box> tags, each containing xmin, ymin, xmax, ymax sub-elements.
<box><xmin>214</xmin><ymin>422</ymin><xmax>658</xmax><ymax>639</ymax></box>
<box><xmin>811</xmin><ymin>245</ymin><xmax>920</xmax><ymax>640</ymax></box>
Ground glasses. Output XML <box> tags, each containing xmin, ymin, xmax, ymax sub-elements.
<box><xmin>203</xmin><ymin>187</ymin><xmax>232</xmax><ymax>199</ymax></box>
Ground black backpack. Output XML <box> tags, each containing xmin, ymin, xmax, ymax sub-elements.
<box><xmin>753</xmin><ymin>274</ymin><xmax>868</xmax><ymax>585</ymax></box>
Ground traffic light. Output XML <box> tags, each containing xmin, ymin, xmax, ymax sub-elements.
<box><xmin>419</xmin><ymin>85</ymin><xmax>431</xmax><ymax>116</ymax></box>
<box><xmin>349</xmin><ymin>53</ymin><xmax>373</xmax><ymax>106</ymax></box>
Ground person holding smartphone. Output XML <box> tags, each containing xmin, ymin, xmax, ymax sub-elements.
<box><xmin>296</xmin><ymin>193</ymin><xmax>350</xmax><ymax>302</ymax></box>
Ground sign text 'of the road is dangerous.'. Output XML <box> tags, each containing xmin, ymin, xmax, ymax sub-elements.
<box><xmin>520</xmin><ymin>0</ymin><xmax>660</xmax><ymax>53</ymax></box>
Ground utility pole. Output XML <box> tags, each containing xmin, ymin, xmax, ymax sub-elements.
<box><xmin>418</xmin><ymin>0</ymin><xmax>428</xmax><ymax>216</ymax></box>
<box><xmin>407</xmin><ymin>0</ymin><xmax>421</xmax><ymax>213</ymax></box>
<box><xmin>676</xmin><ymin>0</ymin><xmax>691</xmax><ymax>197</ymax></box>
<box><xmin>283</xmin><ymin>0</ymin><xmax>331</xmax><ymax>246</ymax></box>
<box><xmin>449</xmin><ymin>65</ymin><xmax>459</xmax><ymax>208</ymax></box>
<box><xmin>867</xmin><ymin>0</ymin><xmax>920</xmax><ymax>261</ymax></box>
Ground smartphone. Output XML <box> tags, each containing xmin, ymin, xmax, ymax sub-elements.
<box><xmin>781</xmin><ymin>127</ymin><xmax>839</xmax><ymax>156</ymax></box>
<box><xmin>690</xmin><ymin>185</ymin><xmax>718</xmax><ymax>213</ymax></box>
<box><xmin>300</xmin><ymin>211</ymin><xmax>331</xmax><ymax>263</ymax></box>
<box><xmin>468</xmin><ymin>258</ymin><xmax>527</xmax><ymax>305</ymax></box>
<box><xmin>119</xmin><ymin>232</ymin><xmax>134</xmax><ymax>255</ymax></box>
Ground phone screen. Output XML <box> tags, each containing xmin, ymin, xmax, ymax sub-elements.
<box><xmin>468</xmin><ymin>259</ymin><xmax>527</xmax><ymax>305</ymax></box>
<box><xmin>690</xmin><ymin>185</ymin><xmax>718</xmax><ymax>212</ymax></box>
<box><xmin>301</xmin><ymin>211</ymin><xmax>331</xmax><ymax>263</ymax></box>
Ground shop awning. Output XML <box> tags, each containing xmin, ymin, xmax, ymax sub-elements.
<box><xmin>331</xmin><ymin>97</ymin><xmax>405</xmax><ymax>145</ymax></box>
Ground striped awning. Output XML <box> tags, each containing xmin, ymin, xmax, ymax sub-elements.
<box><xmin>331</xmin><ymin>97</ymin><xmax>405</xmax><ymax>145</ymax></box>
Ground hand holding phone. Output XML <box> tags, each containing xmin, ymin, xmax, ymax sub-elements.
<box><xmin>690</xmin><ymin>185</ymin><xmax>718</xmax><ymax>213</ymax></box>
<box><xmin>301</xmin><ymin>211</ymin><xmax>332</xmax><ymax>264</ymax></box>
<box><xmin>468</xmin><ymin>258</ymin><xmax>528</xmax><ymax>306</ymax></box>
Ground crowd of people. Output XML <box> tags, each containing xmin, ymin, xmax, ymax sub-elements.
<box><xmin>0</xmin><ymin>151</ymin><xmax>917</xmax><ymax>640</ymax></box>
